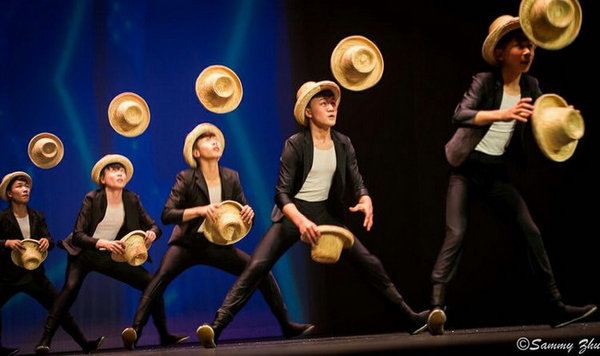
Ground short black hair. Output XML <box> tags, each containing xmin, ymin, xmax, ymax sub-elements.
<box><xmin>100</xmin><ymin>162</ymin><xmax>126</xmax><ymax>179</ymax></box>
<box><xmin>7</xmin><ymin>176</ymin><xmax>29</xmax><ymax>194</ymax></box>
<box><xmin>495</xmin><ymin>29</ymin><xmax>531</xmax><ymax>50</ymax></box>
<box><xmin>311</xmin><ymin>90</ymin><xmax>335</xmax><ymax>101</ymax></box>
<box><xmin>194</xmin><ymin>132</ymin><xmax>217</xmax><ymax>150</ymax></box>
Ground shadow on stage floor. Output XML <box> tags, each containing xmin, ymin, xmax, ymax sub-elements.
<box><xmin>20</xmin><ymin>322</ymin><xmax>600</xmax><ymax>355</ymax></box>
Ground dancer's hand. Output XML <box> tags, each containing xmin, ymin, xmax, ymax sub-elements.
<box><xmin>38</xmin><ymin>238</ymin><xmax>50</xmax><ymax>252</ymax></box>
<box><xmin>500</xmin><ymin>97</ymin><xmax>534</xmax><ymax>123</ymax></box>
<box><xmin>96</xmin><ymin>239</ymin><xmax>125</xmax><ymax>255</ymax></box>
<box><xmin>5</xmin><ymin>239</ymin><xmax>25</xmax><ymax>252</ymax></box>
<box><xmin>349</xmin><ymin>195</ymin><xmax>374</xmax><ymax>231</ymax></box>
<box><xmin>198</xmin><ymin>204</ymin><xmax>221</xmax><ymax>223</ymax></box>
<box><xmin>144</xmin><ymin>230</ymin><xmax>156</xmax><ymax>247</ymax></box>
<box><xmin>299</xmin><ymin>218</ymin><xmax>320</xmax><ymax>246</ymax></box>
<box><xmin>240</xmin><ymin>205</ymin><xmax>254</xmax><ymax>225</ymax></box>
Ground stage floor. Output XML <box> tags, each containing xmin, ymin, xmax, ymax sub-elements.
<box><xmin>20</xmin><ymin>322</ymin><xmax>600</xmax><ymax>355</ymax></box>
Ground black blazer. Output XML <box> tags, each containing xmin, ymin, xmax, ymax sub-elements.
<box><xmin>271</xmin><ymin>128</ymin><xmax>369</xmax><ymax>222</ymax></box>
<box><xmin>71</xmin><ymin>188</ymin><xmax>161</xmax><ymax>250</ymax></box>
<box><xmin>445</xmin><ymin>71</ymin><xmax>542</xmax><ymax>168</ymax></box>
<box><xmin>161</xmin><ymin>167</ymin><xmax>248</xmax><ymax>246</ymax></box>
<box><xmin>0</xmin><ymin>207</ymin><xmax>54</xmax><ymax>283</ymax></box>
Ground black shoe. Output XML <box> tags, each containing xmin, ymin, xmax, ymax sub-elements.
<box><xmin>550</xmin><ymin>303</ymin><xmax>597</xmax><ymax>328</ymax></box>
<box><xmin>282</xmin><ymin>322</ymin><xmax>315</xmax><ymax>338</ymax></box>
<box><xmin>34</xmin><ymin>345</ymin><xmax>49</xmax><ymax>355</ymax></box>
<box><xmin>82</xmin><ymin>336</ymin><xmax>104</xmax><ymax>354</ymax></box>
<box><xmin>122</xmin><ymin>328</ymin><xmax>138</xmax><ymax>350</ymax></box>
<box><xmin>196</xmin><ymin>325</ymin><xmax>216</xmax><ymax>348</ymax></box>
<box><xmin>160</xmin><ymin>333</ymin><xmax>189</xmax><ymax>347</ymax></box>
<box><xmin>0</xmin><ymin>346</ymin><xmax>19</xmax><ymax>356</ymax></box>
<box><xmin>427</xmin><ymin>308</ymin><xmax>446</xmax><ymax>335</ymax></box>
<box><xmin>410</xmin><ymin>310</ymin><xmax>430</xmax><ymax>335</ymax></box>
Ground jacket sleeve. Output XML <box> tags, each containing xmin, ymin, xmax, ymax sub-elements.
<box><xmin>345</xmin><ymin>137</ymin><xmax>369</xmax><ymax>201</ymax></box>
<box><xmin>36</xmin><ymin>212</ymin><xmax>55</xmax><ymax>251</ymax></box>
<box><xmin>231</xmin><ymin>171</ymin><xmax>249</xmax><ymax>207</ymax></box>
<box><xmin>136</xmin><ymin>195</ymin><xmax>162</xmax><ymax>239</ymax></box>
<box><xmin>275</xmin><ymin>138</ymin><xmax>301</xmax><ymax>210</ymax></box>
<box><xmin>161</xmin><ymin>171</ymin><xmax>188</xmax><ymax>225</ymax></box>
<box><xmin>72</xmin><ymin>193</ymin><xmax>99</xmax><ymax>250</ymax></box>
<box><xmin>452</xmin><ymin>73</ymin><xmax>490</xmax><ymax>126</ymax></box>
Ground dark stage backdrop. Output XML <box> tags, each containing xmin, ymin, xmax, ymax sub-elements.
<box><xmin>1</xmin><ymin>0</ymin><xmax>599</xmax><ymax>352</ymax></box>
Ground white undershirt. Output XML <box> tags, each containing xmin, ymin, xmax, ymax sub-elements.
<box><xmin>475</xmin><ymin>92</ymin><xmax>521</xmax><ymax>156</ymax></box>
<box><xmin>295</xmin><ymin>146</ymin><xmax>336</xmax><ymax>202</ymax></box>
<box><xmin>93</xmin><ymin>203</ymin><xmax>125</xmax><ymax>241</ymax></box>
<box><xmin>208</xmin><ymin>184</ymin><xmax>222</xmax><ymax>205</ymax></box>
<box><xmin>16</xmin><ymin>214</ymin><xmax>31</xmax><ymax>238</ymax></box>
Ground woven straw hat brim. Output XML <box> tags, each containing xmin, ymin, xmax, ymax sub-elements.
<box><xmin>108</xmin><ymin>92</ymin><xmax>151</xmax><ymax>137</ymax></box>
<box><xmin>520</xmin><ymin>0</ymin><xmax>582</xmax><ymax>50</ymax></box>
<box><xmin>195</xmin><ymin>65</ymin><xmax>243</xmax><ymax>114</ymax></box>
<box><xmin>532</xmin><ymin>94</ymin><xmax>580</xmax><ymax>162</ymax></box>
<box><xmin>482</xmin><ymin>17</ymin><xmax>521</xmax><ymax>66</ymax></box>
<box><xmin>330</xmin><ymin>35</ymin><xmax>384</xmax><ymax>91</ymax></box>
<box><xmin>11</xmin><ymin>239</ymin><xmax>48</xmax><ymax>270</ymax></box>
<box><xmin>201</xmin><ymin>200</ymin><xmax>252</xmax><ymax>245</ymax></box>
<box><xmin>28</xmin><ymin>133</ymin><xmax>64</xmax><ymax>169</ymax></box>
<box><xmin>317</xmin><ymin>225</ymin><xmax>355</xmax><ymax>248</ymax></box>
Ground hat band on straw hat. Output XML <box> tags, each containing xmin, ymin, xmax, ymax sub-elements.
<box><xmin>342</xmin><ymin>45</ymin><xmax>377</xmax><ymax>76</ymax></box>
<box><xmin>116</xmin><ymin>101</ymin><xmax>144</xmax><ymax>129</ymax></box>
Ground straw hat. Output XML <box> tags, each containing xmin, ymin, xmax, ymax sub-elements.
<box><xmin>520</xmin><ymin>0</ymin><xmax>582</xmax><ymax>50</ymax></box>
<box><xmin>182</xmin><ymin>123</ymin><xmax>225</xmax><ymax>168</ymax></box>
<box><xmin>308</xmin><ymin>225</ymin><xmax>355</xmax><ymax>264</ymax></box>
<box><xmin>28</xmin><ymin>133</ymin><xmax>64</xmax><ymax>169</ymax></box>
<box><xmin>198</xmin><ymin>200</ymin><xmax>252</xmax><ymax>245</ymax></box>
<box><xmin>482</xmin><ymin>15</ymin><xmax>522</xmax><ymax>66</ymax></box>
<box><xmin>110</xmin><ymin>230</ymin><xmax>148</xmax><ymax>266</ymax></box>
<box><xmin>195</xmin><ymin>65</ymin><xmax>243</xmax><ymax>114</ymax></box>
<box><xmin>293</xmin><ymin>81</ymin><xmax>341</xmax><ymax>126</ymax></box>
<box><xmin>0</xmin><ymin>171</ymin><xmax>32</xmax><ymax>202</ymax></box>
<box><xmin>108</xmin><ymin>92</ymin><xmax>151</xmax><ymax>137</ymax></box>
<box><xmin>11</xmin><ymin>239</ymin><xmax>48</xmax><ymax>270</ymax></box>
<box><xmin>331</xmin><ymin>35</ymin><xmax>384</xmax><ymax>91</ymax></box>
<box><xmin>91</xmin><ymin>154</ymin><xmax>134</xmax><ymax>186</ymax></box>
<box><xmin>532</xmin><ymin>94</ymin><xmax>584</xmax><ymax>162</ymax></box>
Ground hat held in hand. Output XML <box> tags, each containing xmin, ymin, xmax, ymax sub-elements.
<box><xmin>199</xmin><ymin>200</ymin><xmax>252</xmax><ymax>245</ymax></box>
<box><xmin>11</xmin><ymin>239</ymin><xmax>48</xmax><ymax>270</ymax></box>
<box><xmin>308</xmin><ymin>225</ymin><xmax>355</xmax><ymax>264</ymax></box>
<box><xmin>532</xmin><ymin>93</ymin><xmax>584</xmax><ymax>162</ymax></box>
<box><xmin>111</xmin><ymin>230</ymin><xmax>149</xmax><ymax>266</ymax></box>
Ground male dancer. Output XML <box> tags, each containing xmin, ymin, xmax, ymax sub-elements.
<box><xmin>423</xmin><ymin>15</ymin><xmax>596</xmax><ymax>335</ymax></box>
<box><xmin>197</xmin><ymin>81</ymin><xmax>428</xmax><ymax>348</ymax></box>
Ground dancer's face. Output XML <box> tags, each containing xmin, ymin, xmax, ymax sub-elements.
<box><xmin>101</xmin><ymin>165</ymin><xmax>127</xmax><ymax>190</ymax></box>
<box><xmin>496</xmin><ymin>37</ymin><xmax>535</xmax><ymax>73</ymax></box>
<box><xmin>306</xmin><ymin>95</ymin><xmax>338</xmax><ymax>129</ymax></box>
<box><xmin>193</xmin><ymin>134</ymin><xmax>222</xmax><ymax>161</ymax></box>
<box><xmin>7</xmin><ymin>178</ymin><xmax>30</xmax><ymax>204</ymax></box>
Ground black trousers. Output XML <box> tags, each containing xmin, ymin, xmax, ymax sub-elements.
<box><xmin>214</xmin><ymin>199</ymin><xmax>410</xmax><ymax>328</ymax></box>
<box><xmin>1</xmin><ymin>272</ymin><xmax>87</xmax><ymax>347</ymax></box>
<box><xmin>430</xmin><ymin>152</ymin><xmax>559</xmax><ymax>305</ymax></box>
<box><xmin>42</xmin><ymin>250</ymin><xmax>169</xmax><ymax>340</ymax></box>
<box><xmin>131</xmin><ymin>237</ymin><xmax>291</xmax><ymax>334</ymax></box>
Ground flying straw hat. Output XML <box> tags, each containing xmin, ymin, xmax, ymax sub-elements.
<box><xmin>90</xmin><ymin>154</ymin><xmax>134</xmax><ymax>186</ymax></box>
<box><xmin>307</xmin><ymin>225</ymin><xmax>355</xmax><ymax>264</ymax></box>
<box><xmin>110</xmin><ymin>230</ymin><xmax>149</xmax><ymax>266</ymax></box>
<box><xmin>520</xmin><ymin>0</ymin><xmax>582</xmax><ymax>50</ymax></box>
<box><xmin>182</xmin><ymin>123</ymin><xmax>225</xmax><ymax>168</ymax></box>
<box><xmin>531</xmin><ymin>93</ymin><xmax>584</xmax><ymax>162</ymax></box>
<box><xmin>11</xmin><ymin>239</ymin><xmax>48</xmax><ymax>270</ymax></box>
<box><xmin>195</xmin><ymin>65</ymin><xmax>243</xmax><ymax>114</ymax></box>
<box><xmin>293</xmin><ymin>80</ymin><xmax>341</xmax><ymax>126</ymax></box>
<box><xmin>108</xmin><ymin>92</ymin><xmax>151</xmax><ymax>137</ymax></box>
<box><xmin>198</xmin><ymin>200</ymin><xmax>252</xmax><ymax>245</ymax></box>
<box><xmin>0</xmin><ymin>171</ymin><xmax>32</xmax><ymax>202</ymax></box>
<box><xmin>331</xmin><ymin>35</ymin><xmax>384</xmax><ymax>91</ymax></box>
<box><xmin>28</xmin><ymin>133</ymin><xmax>64</xmax><ymax>169</ymax></box>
